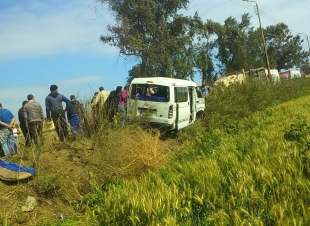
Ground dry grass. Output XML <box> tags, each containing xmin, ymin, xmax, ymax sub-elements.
<box><xmin>3</xmin><ymin>79</ymin><xmax>310</xmax><ymax>225</ymax></box>
<box><xmin>90</xmin><ymin>125</ymin><xmax>174</xmax><ymax>178</ymax></box>
<box><xmin>0</xmin><ymin>120</ymin><xmax>179</xmax><ymax>225</ymax></box>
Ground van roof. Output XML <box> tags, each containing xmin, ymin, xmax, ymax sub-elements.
<box><xmin>131</xmin><ymin>77</ymin><xmax>199</xmax><ymax>87</ymax></box>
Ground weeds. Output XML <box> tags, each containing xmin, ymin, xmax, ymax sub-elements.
<box><xmin>284</xmin><ymin>115</ymin><xmax>310</xmax><ymax>142</ymax></box>
<box><xmin>3</xmin><ymin>78</ymin><xmax>310</xmax><ymax>225</ymax></box>
<box><xmin>30</xmin><ymin>172</ymin><xmax>63</xmax><ymax>197</ymax></box>
<box><xmin>0</xmin><ymin>215</ymin><xmax>11</xmax><ymax>226</ymax></box>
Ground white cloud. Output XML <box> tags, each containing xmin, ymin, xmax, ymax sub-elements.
<box><xmin>0</xmin><ymin>0</ymin><xmax>117</xmax><ymax>60</ymax></box>
<box><xmin>1</xmin><ymin>0</ymin><xmax>309</xmax><ymax>62</ymax></box>
<box><xmin>61</xmin><ymin>75</ymin><xmax>102</xmax><ymax>86</ymax></box>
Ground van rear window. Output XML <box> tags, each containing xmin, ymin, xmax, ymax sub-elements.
<box><xmin>130</xmin><ymin>84</ymin><xmax>169</xmax><ymax>102</ymax></box>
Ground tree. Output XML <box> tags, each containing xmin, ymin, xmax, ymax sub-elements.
<box><xmin>300</xmin><ymin>61</ymin><xmax>310</xmax><ymax>75</ymax></box>
<box><xmin>190</xmin><ymin>17</ymin><xmax>216</xmax><ymax>83</ymax></box>
<box><xmin>206</xmin><ymin>13</ymin><xmax>257</xmax><ymax>74</ymax></box>
<box><xmin>194</xmin><ymin>41</ymin><xmax>215</xmax><ymax>83</ymax></box>
<box><xmin>205</xmin><ymin>15</ymin><xmax>308</xmax><ymax>74</ymax></box>
<box><xmin>264</xmin><ymin>23</ymin><xmax>308</xmax><ymax>71</ymax></box>
<box><xmin>99</xmin><ymin>0</ymin><xmax>201</xmax><ymax>81</ymax></box>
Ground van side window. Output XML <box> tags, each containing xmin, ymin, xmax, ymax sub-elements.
<box><xmin>174</xmin><ymin>87</ymin><xmax>188</xmax><ymax>102</ymax></box>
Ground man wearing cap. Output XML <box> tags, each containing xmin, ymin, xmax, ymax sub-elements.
<box><xmin>0</xmin><ymin>103</ymin><xmax>16</xmax><ymax>156</ymax></box>
<box><xmin>65</xmin><ymin>95</ymin><xmax>83</xmax><ymax>138</ymax></box>
<box><xmin>24</xmin><ymin>94</ymin><xmax>44</xmax><ymax>145</ymax></box>
<box><xmin>45</xmin><ymin>85</ymin><xmax>71</xmax><ymax>142</ymax></box>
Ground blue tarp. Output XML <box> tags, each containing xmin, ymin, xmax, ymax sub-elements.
<box><xmin>0</xmin><ymin>160</ymin><xmax>36</xmax><ymax>176</ymax></box>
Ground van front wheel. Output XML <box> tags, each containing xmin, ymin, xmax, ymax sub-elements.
<box><xmin>196</xmin><ymin>111</ymin><xmax>204</xmax><ymax>120</ymax></box>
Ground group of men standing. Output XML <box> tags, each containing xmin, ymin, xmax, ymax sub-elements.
<box><xmin>0</xmin><ymin>84</ymin><xmax>84</xmax><ymax>157</ymax></box>
<box><xmin>0</xmin><ymin>83</ymin><xmax>129</xmax><ymax>157</ymax></box>
<box><xmin>0</xmin><ymin>94</ymin><xmax>44</xmax><ymax>156</ymax></box>
<box><xmin>90</xmin><ymin>85</ymin><xmax>128</xmax><ymax>126</ymax></box>
<box><xmin>1</xmin><ymin>80</ymin><xmax>207</xmax><ymax>156</ymax></box>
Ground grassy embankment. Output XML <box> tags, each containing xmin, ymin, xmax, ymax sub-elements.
<box><xmin>1</xmin><ymin>78</ymin><xmax>310</xmax><ymax>225</ymax></box>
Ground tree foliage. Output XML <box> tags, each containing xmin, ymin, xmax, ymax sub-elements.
<box><xmin>99</xmin><ymin>0</ymin><xmax>309</xmax><ymax>80</ymax></box>
<box><xmin>206</xmin><ymin>14</ymin><xmax>308</xmax><ymax>74</ymax></box>
<box><xmin>264</xmin><ymin>23</ymin><xmax>308</xmax><ymax>71</ymax></box>
<box><xmin>215</xmin><ymin>14</ymin><xmax>253</xmax><ymax>73</ymax></box>
<box><xmin>300</xmin><ymin>61</ymin><xmax>310</xmax><ymax>75</ymax></box>
<box><xmin>99</xmin><ymin>0</ymin><xmax>203</xmax><ymax>82</ymax></box>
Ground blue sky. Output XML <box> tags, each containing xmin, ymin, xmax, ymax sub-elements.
<box><xmin>1</xmin><ymin>0</ymin><xmax>309</xmax><ymax>120</ymax></box>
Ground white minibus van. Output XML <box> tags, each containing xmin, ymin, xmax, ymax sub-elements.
<box><xmin>127</xmin><ymin>77</ymin><xmax>205</xmax><ymax>131</ymax></box>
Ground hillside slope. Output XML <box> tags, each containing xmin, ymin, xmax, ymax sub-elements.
<box><xmin>1</xmin><ymin>93</ymin><xmax>310</xmax><ymax>225</ymax></box>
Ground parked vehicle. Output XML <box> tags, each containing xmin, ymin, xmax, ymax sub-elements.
<box><xmin>247</xmin><ymin>67</ymin><xmax>280</xmax><ymax>81</ymax></box>
<box><xmin>279</xmin><ymin>70</ymin><xmax>301</xmax><ymax>79</ymax></box>
<box><xmin>215</xmin><ymin>73</ymin><xmax>246</xmax><ymax>87</ymax></box>
<box><xmin>127</xmin><ymin>77</ymin><xmax>205</xmax><ymax>131</ymax></box>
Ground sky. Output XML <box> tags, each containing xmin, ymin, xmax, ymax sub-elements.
<box><xmin>1</xmin><ymin>0</ymin><xmax>309</xmax><ymax>120</ymax></box>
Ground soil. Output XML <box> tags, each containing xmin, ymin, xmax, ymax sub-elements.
<box><xmin>0</xmin><ymin>130</ymin><xmax>97</xmax><ymax>225</ymax></box>
<box><xmin>0</xmin><ymin>128</ymin><xmax>180</xmax><ymax>225</ymax></box>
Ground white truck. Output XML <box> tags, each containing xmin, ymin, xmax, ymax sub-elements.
<box><xmin>279</xmin><ymin>69</ymin><xmax>301</xmax><ymax>79</ymax></box>
<box><xmin>127</xmin><ymin>77</ymin><xmax>205</xmax><ymax>131</ymax></box>
<box><xmin>248</xmin><ymin>67</ymin><xmax>280</xmax><ymax>81</ymax></box>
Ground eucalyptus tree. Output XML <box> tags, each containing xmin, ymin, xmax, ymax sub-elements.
<box><xmin>263</xmin><ymin>23</ymin><xmax>308</xmax><ymax>71</ymax></box>
<box><xmin>194</xmin><ymin>43</ymin><xmax>215</xmax><ymax>83</ymax></box>
<box><xmin>191</xmin><ymin>17</ymin><xmax>216</xmax><ymax>83</ymax></box>
<box><xmin>299</xmin><ymin>61</ymin><xmax>310</xmax><ymax>75</ymax></box>
<box><xmin>99</xmin><ymin>0</ymin><xmax>202</xmax><ymax>81</ymax></box>
<box><xmin>206</xmin><ymin>14</ymin><xmax>307</xmax><ymax>74</ymax></box>
<box><xmin>206</xmin><ymin>13</ymin><xmax>255</xmax><ymax>74</ymax></box>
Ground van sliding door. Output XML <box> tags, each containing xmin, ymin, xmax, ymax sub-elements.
<box><xmin>174</xmin><ymin>87</ymin><xmax>190</xmax><ymax>130</ymax></box>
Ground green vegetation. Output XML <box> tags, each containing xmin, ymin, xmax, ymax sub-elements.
<box><xmin>2</xmin><ymin>78</ymin><xmax>310</xmax><ymax>225</ymax></box>
<box><xmin>100</xmin><ymin>0</ymin><xmax>309</xmax><ymax>80</ymax></box>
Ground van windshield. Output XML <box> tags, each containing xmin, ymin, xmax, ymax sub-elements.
<box><xmin>130</xmin><ymin>84</ymin><xmax>169</xmax><ymax>102</ymax></box>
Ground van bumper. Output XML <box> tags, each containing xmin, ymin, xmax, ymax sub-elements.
<box><xmin>149</xmin><ymin>122</ymin><xmax>175</xmax><ymax>131</ymax></box>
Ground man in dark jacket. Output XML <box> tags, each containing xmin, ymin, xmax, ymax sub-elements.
<box><xmin>104</xmin><ymin>86</ymin><xmax>121</xmax><ymax>123</ymax></box>
<box><xmin>18</xmin><ymin>100</ymin><xmax>31</xmax><ymax>147</ymax></box>
<box><xmin>45</xmin><ymin>84</ymin><xmax>70</xmax><ymax>142</ymax></box>
<box><xmin>65</xmin><ymin>95</ymin><xmax>83</xmax><ymax>137</ymax></box>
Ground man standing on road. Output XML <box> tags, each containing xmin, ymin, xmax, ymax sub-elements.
<box><xmin>24</xmin><ymin>94</ymin><xmax>44</xmax><ymax>146</ymax></box>
<box><xmin>45</xmin><ymin>84</ymin><xmax>70</xmax><ymax>142</ymax></box>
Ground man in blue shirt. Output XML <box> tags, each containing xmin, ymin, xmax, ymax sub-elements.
<box><xmin>200</xmin><ymin>81</ymin><xmax>213</xmax><ymax>99</ymax></box>
<box><xmin>0</xmin><ymin>103</ymin><xmax>16</xmax><ymax>156</ymax></box>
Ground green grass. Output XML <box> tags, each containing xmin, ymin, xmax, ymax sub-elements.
<box><xmin>5</xmin><ymin>77</ymin><xmax>310</xmax><ymax>225</ymax></box>
<box><xmin>75</xmin><ymin>78</ymin><xmax>310</xmax><ymax>225</ymax></box>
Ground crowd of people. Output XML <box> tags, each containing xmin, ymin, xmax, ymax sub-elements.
<box><xmin>0</xmin><ymin>84</ymin><xmax>129</xmax><ymax>157</ymax></box>
<box><xmin>0</xmin><ymin>81</ymin><xmax>210</xmax><ymax>157</ymax></box>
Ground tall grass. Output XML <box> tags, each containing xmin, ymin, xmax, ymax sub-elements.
<box><xmin>204</xmin><ymin>78</ymin><xmax>310</xmax><ymax>131</ymax></box>
<box><xmin>73</xmin><ymin>78</ymin><xmax>310</xmax><ymax>225</ymax></box>
<box><xmin>5</xmin><ymin>77</ymin><xmax>310</xmax><ymax>225</ymax></box>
